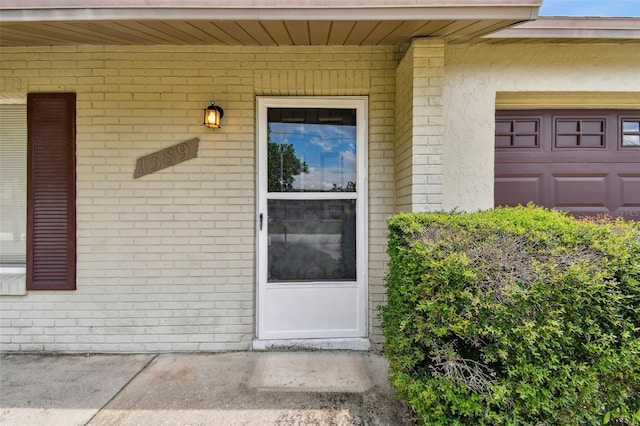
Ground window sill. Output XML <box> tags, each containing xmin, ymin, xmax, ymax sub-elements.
<box><xmin>0</xmin><ymin>273</ymin><xmax>27</xmax><ymax>296</ymax></box>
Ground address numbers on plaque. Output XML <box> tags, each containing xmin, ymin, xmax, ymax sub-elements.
<box><xmin>134</xmin><ymin>137</ymin><xmax>199</xmax><ymax>179</ymax></box>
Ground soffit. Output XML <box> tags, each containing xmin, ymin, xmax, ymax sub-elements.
<box><xmin>0</xmin><ymin>1</ymin><xmax>541</xmax><ymax>47</ymax></box>
<box><xmin>484</xmin><ymin>17</ymin><xmax>640</xmax><ymax>44</ymax></box>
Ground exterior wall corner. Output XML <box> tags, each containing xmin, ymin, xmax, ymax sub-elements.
<box><xmin>394</xmin><ymin>38</ymin><xmax>445</xmax><ymax>213</ymax></box>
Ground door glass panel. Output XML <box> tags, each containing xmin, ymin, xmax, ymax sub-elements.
<box><xmin>267</xmin><ymin>108</ymin><xmax>356</xmax><ymax>192</ymax></box>
<box><xmin>268</xmin><ymin>199</ymin><xmax>356</xmax><ymax>282</ymax></box>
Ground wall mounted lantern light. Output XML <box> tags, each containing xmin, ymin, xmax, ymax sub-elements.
<box><xmin>203</xmin><ymin>101</ymin><xmax>224</xmax><ymax>128</ymax></box>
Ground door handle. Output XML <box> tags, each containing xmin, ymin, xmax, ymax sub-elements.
<box><xmin>259</xmin><ymin>213</ymin><xmax>263</xmax><ymax>230</ymax></box>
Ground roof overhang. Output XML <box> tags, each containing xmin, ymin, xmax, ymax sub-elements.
<box><xmin>0</xmin><ymin>0</ymin><xmax>541</xmax><ymax>47</ymax></box>
<box><xmin>484</xmin><ymin>16</ymin><xmax>640</xmax><ymax>43</ymax></box>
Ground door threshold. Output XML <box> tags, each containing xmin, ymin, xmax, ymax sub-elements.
<box><xmin>252</xmin><ymin>338</ymin><xmax>370</xmax><ymax>351</ymax></box>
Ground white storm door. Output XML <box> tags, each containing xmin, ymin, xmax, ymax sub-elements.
<box><xmin>257</xmin><ymin>97</ymin><xmax>368</xmax><ymax>340</ymax></box>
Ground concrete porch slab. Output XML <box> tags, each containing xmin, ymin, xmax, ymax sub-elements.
<box><xmin>0</xmin><ymin>353</ymin><xmax>154</xmax><ymax>426</ymax></box>
<box><xmin>90</xmin><ymin>351</ymin><xmax>408</xmax><ymax>425</ymax></box>
<box><xmin>1</xmin><ymin>351</ymin><xmax>409</xmax><ymax>426</ymax></box>
<box><xmin>248</xmin><ymin>352</ymin><xmax>371</xmax><ymax>392</ymax></box>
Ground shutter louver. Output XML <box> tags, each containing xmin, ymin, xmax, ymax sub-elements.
<box><xmin>27</xmin><ymin>93</ymin><xmax>76</xmax><ymax>291</ymax></box>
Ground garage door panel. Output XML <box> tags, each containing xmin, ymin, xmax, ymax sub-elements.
<box><xmin>495</xmin><ymin>109</ymin><xmax>639</xmax><ymax>220</ymax></box>
<box><xmin>619</xmin><ymin>175</ymin><xmax>640</xmax><ymax>207</ymax></box>
<box><xmin>555</xmin><ymin>134</ymin><xmax>608</xmax><ymax>149</ymax></box>
<box><xmin>495</xmin><ymin>150</ymin><xmax>637</xmax><ymax>163</ymax></box>
<box><xmin>495</xmin><ymin>175</ymin><xmax>542</xmax><ymax>207</ymax></box>
<box><xmin>551</xmin><ymin>175</ymin><xmax>607</xmax><ymax>208</ymax></box>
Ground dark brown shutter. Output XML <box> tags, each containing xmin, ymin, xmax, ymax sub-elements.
<box><xmin>27</xmin><ymin>93</ymin><xmax>76</xmax><ymax>290</ymax></box>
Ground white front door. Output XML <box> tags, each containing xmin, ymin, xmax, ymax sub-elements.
<box><xmin>256</xmin><ymin>97</ymin><xmax>368</xmax><ymax>340</ymax></box>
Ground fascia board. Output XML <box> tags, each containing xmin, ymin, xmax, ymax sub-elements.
<box><xmin>485</xmin><ymin>17</ymin><xmax>640</xmax><ymax>39</ymax></box>
<box><xmin>1</xmin><ymin>2</ymin><xmax>542</xmax><ymax>23</ymax></box>
<box><xmin>0</xmin><ymin>0</ymin><xmax>543</xmax><ymax>7</ymax></box>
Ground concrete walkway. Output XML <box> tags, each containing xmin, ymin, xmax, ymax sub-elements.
<box><xmin>0</xmin><ymin>351</ymin><xmax>409</xmax><ymax>426</ymax></box>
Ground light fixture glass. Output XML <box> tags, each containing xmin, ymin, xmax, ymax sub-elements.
<box><xmin>203</xmin><ymin>102</ymin><xmax>224</xmax><ymax>128</ymax></box>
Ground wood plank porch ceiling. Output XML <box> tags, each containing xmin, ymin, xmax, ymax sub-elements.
<box><xmin>0</xmin><ymin>18</ymin><xmax>530</xmax><ymax>47</ymax></box>
<box><xmin>0</xmin><ymin>1</ymin><xmax>542</xmax><ymax>47</ymax></box>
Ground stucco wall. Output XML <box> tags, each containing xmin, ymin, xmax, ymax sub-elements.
<box><xmin>442</xmin><ymin>43</ymin><xmax>640</xmax><ymax>212</ymax></box>
<box><xmin>0</xmin><ymin>45</ymin><xmax>399</xmax><ymax>352</ymax></box>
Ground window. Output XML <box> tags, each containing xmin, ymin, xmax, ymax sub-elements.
<box><xmin>555</xmin><ymin>117</ymin><xmax>606</xmax><ymax>148</ymax></box>
<box><xmin>265</xmin><ymin>106</ymin><xmax>358</xmax><ymax>282</ymax></box>
<box><xmin>621</xmin><ymin>118</ymin><xmax>640</xmax><ymax>147</ymax></box>
<box><xmin>0</xmin><ymin>104</ymin><xmax>27</xmax><ymax>272</ymax></box>
<box><xmin>495</xmin><ymin>118</ymin><xmax>540</xmax><ymax>148</ymax></box>
<box><xmin>0</xmin><ymin>93</ymin><xmax>76</xmax><ymax>294</ymax></box>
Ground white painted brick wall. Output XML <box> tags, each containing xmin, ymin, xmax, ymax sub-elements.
<box><xmin>394</xmin><ymin>38</ymin><xmax>445</xmax><ymax>214</ymax></box>
<box><xmin>0</xmin><ymin>45</ymin><xmax>400</xmax><ymax>352</ymax></box>
<box><xmin>410</xmin><ymin>39</ymin><xmax>445</xmax><ymax>213</ymax></box>
<box><xmin>394</xmin><ymin>42</ymin><xmax>414</xmax><ymax>212</ymax></box>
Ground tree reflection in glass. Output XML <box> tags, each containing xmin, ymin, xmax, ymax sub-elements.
<box><xmin>266</xmin><ymin>107</ymin><xmax>358</xmax><ymax>282</ymax></box>
<box><xmin>267</xmin><ymin>108</ymin><xmax>356</xmax><ymax>193</ymax></box>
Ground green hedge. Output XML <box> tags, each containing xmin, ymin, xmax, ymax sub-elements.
<box><xmin>381</xmin><ymin>206</ymin><xmax>640</xmax><ymax>425</ymax></box>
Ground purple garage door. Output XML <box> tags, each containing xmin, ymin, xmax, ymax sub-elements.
<box><xmin>495</xmin><ymin>110</ymin><xmax>640</xmax><ymax>220</ymax></box>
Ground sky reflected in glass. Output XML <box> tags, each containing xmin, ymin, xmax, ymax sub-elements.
<box><xmin>268</xmin><ymin>112</ymin><xmax>356</xmax><ymax>192</ymax></box>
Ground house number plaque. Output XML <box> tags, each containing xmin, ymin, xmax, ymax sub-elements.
<box><xmin>134</xmin><ymin>137</ymin><xmax>199</xmax><ymax>178</ymax></box>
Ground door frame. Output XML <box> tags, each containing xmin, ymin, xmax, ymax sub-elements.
<box><xmin>255</xmin><ymin>96</ymin><xmax>369</xmax><ymax>341</ymax></box>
